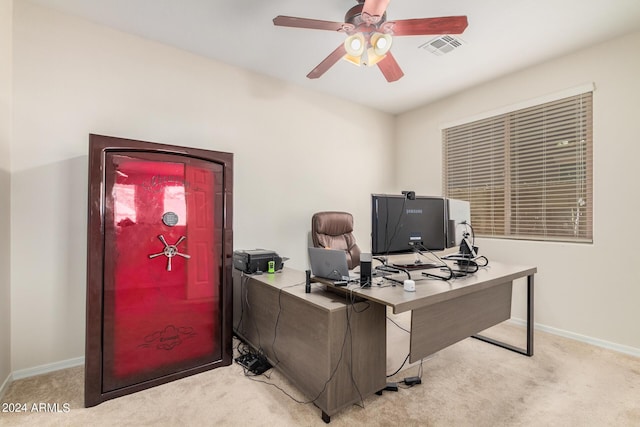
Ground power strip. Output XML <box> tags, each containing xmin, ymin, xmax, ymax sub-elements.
<box><xmin>235</xmin><ymin>353</ymin><xmax>272</xmax><ymax>375</ymax></box>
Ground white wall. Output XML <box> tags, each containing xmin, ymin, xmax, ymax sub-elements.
<box><xmin>396</xmin><ymin>31</ymin><xmax>640</xmax><ymax>352</ymax></box>
<box><xmin>9</xmin><ymin>2</ymin><xmax>639</xmax><ymax>375</ymax></box>
<box><xmin>0</xmin><ymin>0</ymin><xmax>13</xmax><ymax>393</ymax></box>
<box><xmin>10</xmin><ymin>2</ymin><xmax>395</xmax><ymax>371</ymax></box>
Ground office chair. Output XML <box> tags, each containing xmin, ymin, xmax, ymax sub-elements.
<box><xmin>311</xmin><ymin>211</ymin><xmax>361</xmax><ymax>269</ymax></box>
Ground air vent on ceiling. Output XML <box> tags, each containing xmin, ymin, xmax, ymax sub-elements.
<box><xmin>419</xmin><ymin>35</ymin><xmax>465</xmax><ymax>55</ymax></box>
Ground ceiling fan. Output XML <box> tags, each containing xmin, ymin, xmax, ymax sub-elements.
<box><xmin>273</xmin><ymin>0</ymin><xmax>468</xmax><ymax>82</ymax></box>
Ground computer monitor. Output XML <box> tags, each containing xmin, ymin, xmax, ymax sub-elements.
<box><xmin>371</xmin><ymin>194</ymin><xmax>449</xmax><ymax>256</ymax></box>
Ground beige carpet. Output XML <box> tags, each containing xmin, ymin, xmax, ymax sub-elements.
<box><xmin>1</xmin><ymin>324</ymin><xmax>639</xmax><ymax>426</ymax></box>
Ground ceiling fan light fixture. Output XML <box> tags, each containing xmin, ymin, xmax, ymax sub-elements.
<box><xmin>343</xmin><ymin>53</ymin><xmax>362</xmax><ymax>66</ymax></box>
<box><xmin>371</xmin><ymin>32</ymin><xmax>392</xmax><ymax>56</ymax></box>
<box><xmin>343</xmin><ymin>33</ymin><xmax>365</xmax><ymax>67</ymax></box>
<box><xmin>365</xmin><ymin>47</ymin><xmax>386</xmax><ymax>67</ymax></box>
<box><xmin>344</xmin><ymin>33</ymin><xmax>365</xmax><ymax>55</ymax></box>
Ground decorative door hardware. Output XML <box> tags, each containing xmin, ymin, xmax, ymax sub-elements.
<box><xmin>148</xmin><ymin>234</ymin><xmax>191</xmax><ymax>271</ymax></box>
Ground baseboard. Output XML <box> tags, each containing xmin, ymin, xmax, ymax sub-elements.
<box><xmin>11</xmin><ymin>356</ymin><xmax>85</xmax><ymax>381</ymax></box>
<box><xmin>0</xmin><ymin>371</ymin><xmax>12</xmax><ymax>401</ymax></box>
<box><xmin>4</xmin><ymin>320</ymin><xmax>638</xmax><ymax>391</ymax></box>
<box><xmin>508</xmin><ymin>318</ymin><xmax>640</xmax><ymax>358</ymax></box>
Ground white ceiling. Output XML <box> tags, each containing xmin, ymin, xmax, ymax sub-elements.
<box><xmin>26</xmin><ymin>0</ymin><xmax>640</xmax><ymax>114</ymax></box>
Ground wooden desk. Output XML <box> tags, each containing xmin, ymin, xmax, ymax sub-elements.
<box><xmin>320</xmin><ymin>261</ymin><xmax>536</xmax><ymax>362</ymax></box>
<box><xmin>232</xmin><ymin>268</ymin><xmax>386</xmax><ymax>423</ymax></box>
<box><xmin>234</xmin><ymin>261</ymin><xmax>536</xmax><ymax>421</ymax></box>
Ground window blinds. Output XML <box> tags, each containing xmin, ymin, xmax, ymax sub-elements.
<box><xmin>443</xmin><ymin>92</ymin><xmax>592</xmax><ymax>242</ymax></box>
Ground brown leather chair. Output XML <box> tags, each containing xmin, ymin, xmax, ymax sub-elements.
<box><xmin>311</xmin><ymin>211</ymin><xmax>361</xmax><ymax>269</ymax></box>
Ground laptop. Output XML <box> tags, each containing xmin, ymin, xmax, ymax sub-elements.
<box><xmin>308</xmin><ymin>247</ymin><xmax>356</xmax><ymax>283</ymax></box>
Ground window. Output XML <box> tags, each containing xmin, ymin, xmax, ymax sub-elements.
<box><xmin>163</xmin><ymin>185</ymin><xmax>187</xmax><ymax>226</ymax></box>
<box><xmin>443</xmin><ymin>91</ymin><xmax>592</xmax><ymax>243</ymax></box>
<box><xmin>113</xmin><ymin>184</ymin><xmax>137</xmax><ymax>224</ymax></box>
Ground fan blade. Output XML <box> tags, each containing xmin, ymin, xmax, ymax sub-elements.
<box><xmin>377</xmin><ymin>52</ymin><xmax>404</xmax><ymax>82</ymax></box>
<box><xmin>273</xmin><ymin>15</ymin><xmax>350</xmax><ymax>32</ymax></box>
<box><xmin>362</xmin><ymin>0</ymin><xmax>390</xmax><ymax>21</ymax></box>
<box><xmin>307</xmin><ymin>44</ymin><xmax>348</xmax><ymax>79</ymax></box>
<box><xmin>385</xmin><ymin>16</ymin><xmax>468</xmax><ymax>36</ymax></box>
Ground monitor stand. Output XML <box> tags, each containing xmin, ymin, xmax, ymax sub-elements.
<box><xmin>391</xmin><ymin>250</ymin><xmax>438</xmax><ymax>270</ymax></box>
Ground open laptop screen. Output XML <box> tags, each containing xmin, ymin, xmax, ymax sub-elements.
<box><xmin>308</xmin><ymin>247</ymin><xmax>351</xmax><ymax>281</ymax></box>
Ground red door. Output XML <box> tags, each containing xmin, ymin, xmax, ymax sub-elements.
<box><xmin>85</xmin><ymin>135</ymin><xmax>233</xmax><ymax>406</ymax></box>
<box><xmin>103</xmin><ymin>153</ymin><xmax>222</xmax><ymax>391</ymax></box>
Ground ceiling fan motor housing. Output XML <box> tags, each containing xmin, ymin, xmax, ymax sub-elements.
<box><xmin>345</xmin><ymin>4</ymin><xmax>387</xmax><ymax>29</ymax></box>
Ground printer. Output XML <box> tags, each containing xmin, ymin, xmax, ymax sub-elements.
<box><xmin>233</xmin><ymin>249</ymin><xmax>284</xmax><ymax>274</ymax></box>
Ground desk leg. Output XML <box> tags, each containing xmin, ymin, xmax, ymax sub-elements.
<box><xmin>472</xmin><ymin>274</ymin><xmax>534</xmax><ymax>356</ymax></box>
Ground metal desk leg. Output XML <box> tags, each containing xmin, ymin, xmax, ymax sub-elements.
<box><xmin>472</xmin><ymin>274</ymin><xmax>534</xmax><ymax>356</ymax></box>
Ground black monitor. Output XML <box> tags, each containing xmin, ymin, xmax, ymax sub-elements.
<box><xmin>371</xmin><ymin>194</ymin><xmax>448</xmax><ymax>256</ymax></box>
